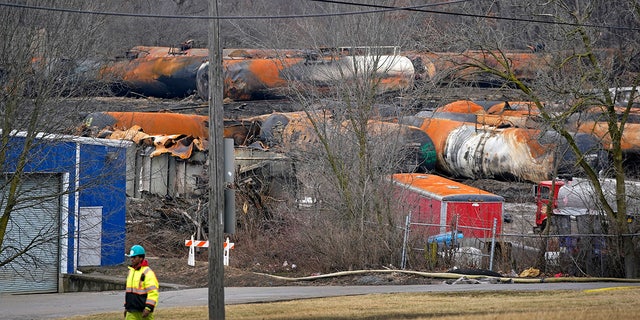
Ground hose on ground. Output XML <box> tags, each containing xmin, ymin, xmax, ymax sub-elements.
<box><xmin>253</xmin><ymin>269</ymin><xmax>640</xmax><ymax>284</ymax></box>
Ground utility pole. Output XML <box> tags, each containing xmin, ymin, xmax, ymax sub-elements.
<box><xmin>208</xmin><ymin>0</ymin><xmax>225</xmax><ymax>318</ymax></box>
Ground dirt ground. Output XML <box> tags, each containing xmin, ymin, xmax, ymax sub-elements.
<box><xmin>82</xmin><ymin>257</ymin><xmax>446</xmax><ymax>288</ymax></box>
<box><xmin>80</xmin><ymin>257</ymin><xmax>289</xmax><ymax>288</ymax></box>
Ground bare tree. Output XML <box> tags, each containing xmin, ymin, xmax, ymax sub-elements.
<box><xmin>0</xmin><ymin>1</ymin><xmax>110</xmax><ymax>272</ymax></box>
<box><xmin>252</xmin><ymin>2</ymin><xmax>428</xmax><ymax>271</ymax></box>
<box><xmin>440</xmin><ymin>0</ymin><xmax>640</xmax><ymax>277</ymax></box>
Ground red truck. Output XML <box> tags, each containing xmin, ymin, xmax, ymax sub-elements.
<box><xmin>391</xmin><ymin>173</ymin><xmax>504</xmax><ymax>240</ymax></box>
<box><xmin>533</xmin><ymin>177</ymin><xmax>640</xmax><ymax>232</ymax></box>
<box><xmin>533</xmin><ymin>179</ymin><xmax>566</xmax><ymax>232</ymax></box>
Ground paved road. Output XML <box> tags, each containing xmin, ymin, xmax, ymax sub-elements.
<box><xmin>2</xmin><ymin>282</ymin><xmax>640</xmax><ymax>319</ymax></box>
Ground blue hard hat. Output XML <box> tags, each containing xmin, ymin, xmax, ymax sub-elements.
<box><xmin>126</xmin><ymin>245</ymin><xmax>146</xmax><ymax>257</ymax></box>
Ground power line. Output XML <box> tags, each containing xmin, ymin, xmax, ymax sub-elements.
<box><xmin>0</xmin><ymin>1</ymin><xmax>467</xmax><ymax>20</ymax></box>
<box><xmin>1</xmin><ymin>0</ymin><xmax>638</xmax><ymax>32</ymax></box>
<box><xmin>310</xmin><ymin>0</ymin><xmax>640</xmax><ymax>32</ymax></box>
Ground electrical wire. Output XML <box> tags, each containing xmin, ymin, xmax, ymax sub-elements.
<box><xmin>0</xmin><ymin>0</ymin><xmax>638</xmax><ymax>32</ymax></box>
<box><xmin>310</xmin><ymin>0</ymin><xmax>640</xmax><ymax>32</ymax></box>
<box><xmin>0</xmin><ymin>1</ymin><xmax>467</xmax><ymax>20</ymax></box>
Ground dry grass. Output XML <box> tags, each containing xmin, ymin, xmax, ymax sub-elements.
<box><xmin>62</xmin><ymin>287</ymin><xmax>640</xmax><ymax>320</ymax></box>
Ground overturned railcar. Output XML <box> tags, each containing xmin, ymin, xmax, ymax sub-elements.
<box><xmin>569</xmin><ymin>106</ymin><xmax>640</xmax><ymax>153</ymax></box>
<box><xmin>196</xmin><ymin>53</ymin><xmax>415</xmax><ymax>101</ymax></box>
<box><xmin>439</xmin><ymin>99</ymin><xmax>640</xmax><ymax>154</ymax></box>
<box><xmin>253</xmin><ymin>111</ymin><xmax>436</xmax><ymax>173</ymax></box>
<box><xmin>432</xmin><ymin>100</ymin><xmax>541</xmax><ymax>129</ymax></box>
<box><xmin>405</xmin><ymin>49</ymin><xmax>622</xmax><ymax>87</ymax></box>
<box><xmin>99</xmin><ymin>45</ymin><xmax>208</xmax><ymax>98</ymax></box>
<box><xmin>398</xmin><ymin>116</ymin><xmax>606</xmax><ymax>182</ymax></box>
<box><xmin>99</xmin><ymin>44</ymin><xmax>414</xmax><ymax>100</ymax></box>
<box><xmin>404</xmin><ymin>50</ymin><xmax>548</xmax><ymax>86</ymax></box>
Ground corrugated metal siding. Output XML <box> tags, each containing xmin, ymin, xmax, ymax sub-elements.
<box><xmin>78</xmin><ymin>143</ymin><xmax>127</xmax><ymax>266</ymax></box>
<box><xmin>0</xmin><ymin>173</ymin><xmax>61</xmax><ymax>293</ymax></box>
<box><xmin>446</xmin><ymin>202</ymin><xmax>503</xmax><ymax>238</ymax></box>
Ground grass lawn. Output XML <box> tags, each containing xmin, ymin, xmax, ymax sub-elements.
<box><xmin>62</xmin><ymin>287</ymin><xmax>640</xmax><ymax>320</ymax></box>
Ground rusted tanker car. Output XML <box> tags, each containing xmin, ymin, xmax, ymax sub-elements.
<box><xmin>99</xmin><ymin>45</ymin><xmax>414</xmax><ymax>100</ymax></box>
<box><xmin>569</xmin><ymin>106</ymin><xmax>640</xmax><ymax>153</ymax></box>
<box><xmin>404</xmin><ymin>50</ymin><xmax>548</xmax><ymax>85</ymax></box>
<box><xmin>247</xmin><ymin>111</ymin><xmax>437</xmax><ymax>173</ymax></box>
<box><xmin>99</xmin><ymin>45</ymin><xmax>209</xmax><ymax>98</ymax></box>
<box><xmin>439</xmin><ymin>99</ymin><xmax>640</xmax><ymax>154</ymax></box>
<box><xmin>195</xmin><ymin>52</ymin><xmax>415</xmax><ymax>101</ymax></box>
<box><xmin>405</xmin><ymin>48</ymin><xmax>622</xmax><ymax>86</ymax></box>
<box><xmin>398</xmin><ymin>114</ymin><xmax>605</xmax><ymax>182</ymax></box>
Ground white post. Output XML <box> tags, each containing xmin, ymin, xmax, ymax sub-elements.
<box><xmin>401</xmin><ymin>212</ymin><xmax>411</xmax><ymax>270</ymax></box>
<box><xmin>223</xmin><ymin>237</ymin><xmax>234</xmax><ymax>266</ymax></box>
<box><xmin>188</xmin><ymin>235</ymin><xmax>196</xmax><ymax>266</ymax></box>
<box><xmin>489</xmin><ymin>218</ymin><xmax>497</xmax><ymax>271</ymax></box>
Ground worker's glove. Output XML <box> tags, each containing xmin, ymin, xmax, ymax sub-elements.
<box><xmin>142</xmin><ymin>308</ymin><xmax>151</xmax><ymax>318</ymax></box>
<box><xmin>123</xmin><ymin>310</ymin><xmax>127</xmax><ymax>318</ymax></box>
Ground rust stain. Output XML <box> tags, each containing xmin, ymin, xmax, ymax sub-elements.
<box><xmin>475</xmin><ymin>114</ymin><xmax>535</xmax><ymax>128</ymax></box>
<box><xmin>506</xmin><ymin>127</ymin><xmax>547</xmax><ymax>159</ymax></box>
<box><xmin>576</xmin><ymin>121</ymin><xmax>640</xmax><ymax>151</ymax></box>
<box><xmin>437</xmin><ymin>100</ymin><xmax>484</xmax><ymax>113</ymax></box>
<box><xmin>412</xmin><ymin>117</ymin><xmax>464</xmax><ymax>156</ymax></box>
<box><xmin>431</xmin><ymin>100</ymin><xmax>541</xmax><ymax>129</ymax></box>
<box><xmin>104</xmin><ymin>112</ymin><xmax>210</xmax><ymax>138</ymax></box>
<box><xmin>223</xmin><ymin>58</ymin><xmax>298</xmax><ymax>100</ymax></box>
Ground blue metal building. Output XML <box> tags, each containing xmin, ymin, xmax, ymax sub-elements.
<box><xmin>1</xmin><ymin>132</ymin><xmax>131</xmax><ymax>293</ymax></box>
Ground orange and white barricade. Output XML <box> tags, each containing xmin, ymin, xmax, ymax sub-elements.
<box><xmin>185</xmin><ymin>236</ymin><xmax>234</xmax><ymax>266</ymax></box>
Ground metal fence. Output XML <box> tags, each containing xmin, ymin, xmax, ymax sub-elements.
<box><xmin>499</xmin><ymin>232</ymin><xmax>638</xmax><ymax>277</ymax></box>
<box><xmin>401</xmin><ymin>213</ymin><xmax>638</xmax><ymax>277</ymax></box>
<box><xmin>401</xmin><ymin>215</ymin><xmax>498</xmax><ymax>271</ymax></box>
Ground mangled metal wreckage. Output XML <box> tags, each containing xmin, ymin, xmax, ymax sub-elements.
<box><xmin>79</xmin><ymin>100</ymin><xmax>613</xmax><ymax>199</ymax></box>
<box><xmin>80</xmin><ymin>110</ymin><xmax>437</xmax><ymax>197</ymax></box>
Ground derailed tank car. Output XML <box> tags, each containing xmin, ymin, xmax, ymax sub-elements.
<box><xmin>398</xmin><ymin>116</ymin><xmax>606</xmax><ymax>182</ymax></box>
<box><xmin>99</xmin><ymin>45</ymin><xmax>208</xmax><ymax>98</ymax></box>
<box><xmin>196</xmin><ymin>50</ymin><xmax>415</xmax><ymax>101</ymax></box>
<box><xmin>251</xmin><ymin>111</ymin><xmax>436</xmax><ymax>173</ymax></box>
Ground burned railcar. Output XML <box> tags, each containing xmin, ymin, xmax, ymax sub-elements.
<box><xmin>99</xmin><ymin>45</ymin><xmax>208</xmax><ymax>98</ymax></box>
<box><xmin>99</xmin><ymin>45</ymin><xmax>415</xmax><ymax>100</ymax></box>
<box><xmin>196</xmin><ymin>50</ymin><xmax>415</xmax><ymax>101</ymax></box>
<box><xmin>398</xmin><ymin>115</ymin><xmax>606</xmax><ymax>182</ymax></box>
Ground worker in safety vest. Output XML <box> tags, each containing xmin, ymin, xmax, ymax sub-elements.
<box><xmin>124</xmin><ymin>245</ymin><xmax>159</xmax><ymax>319</ymax></box>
